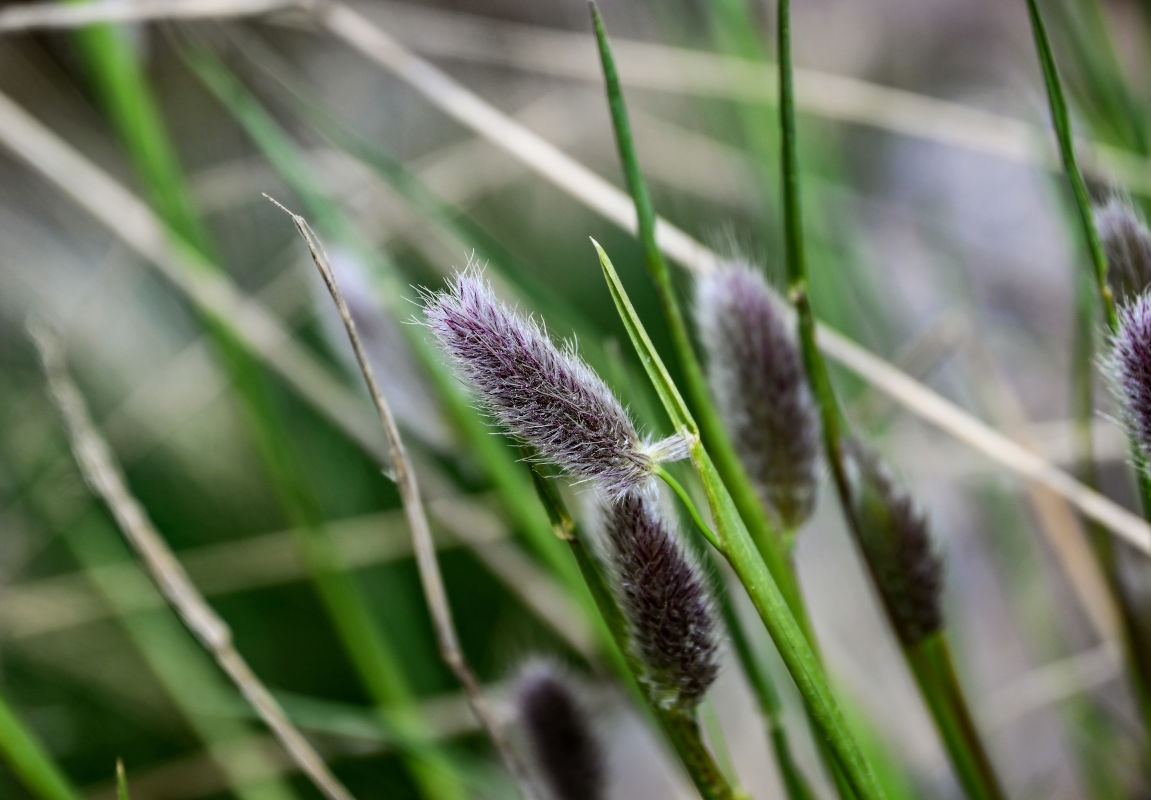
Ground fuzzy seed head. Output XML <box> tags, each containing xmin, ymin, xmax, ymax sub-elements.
<box><xmin>1110</xmin><ymin>292</ymin><xmax>1151</xmax><ymax>461</ymax></box>
<box><xmin>513</xmin><ymin>662</ymin><xmax>605</xmax><ymax>800</ymax></box>
<box><xmin>844</xmin><ymin>440</ymin><xmax>943</xmax><ymax>646</ymax></box>
<box><xmin>601</xmin><ymin>488</ymin><xmax>720</xmax><ymax>709</ymax></box>
<box><xmin>1096</xmin><ymin>199</ymin><xmax>1151</xmax><ymax>305</ymax></box>
<box><xmin>423</xmin><ymin>270</ymin><xmax>656</xmax><ymax>495</ymax></box>
<box><xmin>695</xmin><ymin>264</ymin><xmax>821</xmax><ymax>529</ymax></box>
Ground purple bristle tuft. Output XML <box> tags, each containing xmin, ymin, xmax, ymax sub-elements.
<box><xmin>514</xmin><ymin>662</ymin><xmax>605</xmax><ymax>800</ymax></box>
<box><xmin>601</xmin><ymin>488</ymin><xmax>720</xmax><ymax>709</ymax></box>
<box><xmin>695</xmin><ymin>264</ymin><xmax>821</xmax><ymax>530</ymax></box>
<box><xmin>423</xmin><ymin>270</ymin><xmax>661</xmax><ymax>496</ymax></box>
<box><xmin>845</xmin><ymin>440</ymin><xmax>943</xmax><ymax>646</ymax></box>
<box><xmin>1110</xmin><ymin>292</ymin><xmax>1151</xmax><ymax>461</ymax></box>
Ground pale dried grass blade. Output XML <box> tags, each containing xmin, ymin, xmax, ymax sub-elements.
<box><xmin>268</xmin><ymin>196</ymin><xmax>536</xmax><ymax>798</ymax></box>
<box><xmin>31</xmin><ymin>323</ymin><xmax>356</xmax><ymax>800</ymax></box>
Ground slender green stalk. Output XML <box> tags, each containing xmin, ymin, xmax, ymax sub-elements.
<box><xmin>663</xmin><ymin>711</ymin><xmax>744</xmax><ymax>800</ymax></box>
<box><xmin>588</xmin><ymin>3</ymin><xmax>809</xmax><ymax>632</ymax></box>
<box><xmin>0</xmin><ymin>690</ymin><xmax>80</xmax><ymax>800</ymax></box>
<box><xmin>116</xmin><ymin>760</ymin><xmax>130</xmax><ymax>800</ymax></box>
<box><xmin>656</xmin><ymin>465</ymin><xmax>720</xmax><ymax>548</ymax></box>
<box><xmin>656</xmin><ymin>467</ymin><xmax>818</xmax><ymax>800</ymax></box>
<box><xmin>692</xmin><ymin>441</ymin><xmax>884</xmax><ymax>800</ymax></box>
<box><xmin>904</xmin><ymin>636</ymin><xmax>1005</xmax><ymax>800</ymax></box>
<box><xmin>1025</xmin><ymin>0</ymin><xmax>1151</xmax><ymax>514</ymax></box>
<box><xmin>594</xmin><ymin>239</ymin><xmax>886</xmax><ymax>800</ymax></box>
<box><xmin>587</xmin><ymin>26</ymin><xmax>859</xmax><ymax>792</ymax></box>
<box><xmin>1023</xmin><ymin>0</ymin><xmax>1117</xmax><ymax>330</ymax></box>
<box><xmin>536</xmin><ymin>449</ymin><xmax>814</xmax><ymax>800</ymax></box>
<box><xmin>1026</xmin><ymin>0</ymin><xmax>1151</xmax><ymax>760</ymax></box>
<box><xmin>70</xmin><ymin>30</ymin><xmax>461</xmax><ymax>798</ymax></box>
<box><xmin>774</xmin><ymin>3</ymin><xmax>1008</xmax><ymax>798</ymax></box>
<box><xmin>713</xmin><ymin>569</ymin><xmax>817</xmax><ymax>800</ymax></box>
<box><xmin>1071</xmin><ymin>257</ymin><xmax>1151</xmax><ymax>764</ymax></box>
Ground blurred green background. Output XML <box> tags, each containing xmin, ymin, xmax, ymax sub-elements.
<box><xmin>2</xmin><ymin>0</ymin><xmax>1151</xmax><ymax>797</ymax></box>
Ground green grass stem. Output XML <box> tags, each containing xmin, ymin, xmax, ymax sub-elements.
<box><xmin>904</xmin><ymin>635</ymin><xmax>1006</xmax><ymax>800</ymax></box>
<box><xmin>589</xmin><ymin>3</ymin><xmax>812</xmax><ymax>634</ymax></box>
<box><xmin>1025</xmin><ymin>0</ymin><xmax>1151</xmax><ymax>758</ymax></box>
<box><xmin>523</xmin><ymin>458</ymin><xmax>744</xmax><ymax>800</ymax></box>
<box><xmin>115</xmin><ymin>760</ymin><xmax>129</xmax><ymax>800</ymax></box>
<box><xmin>775</xmin><ymin>3</ymin><xmax>1007</xmax><ymax>797</ymax></box>
<box><xmin>0</xmin><ymin>690</ymin><xmax>81</xmax><ymax>800</ymax></box>
<box><xmin>594</xmin><ymin>238</ymin><xmax>886</xmax><ymax>799</ymax></box>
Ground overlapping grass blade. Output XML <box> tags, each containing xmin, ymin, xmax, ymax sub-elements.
<box><xmin>0</xmin><ymin>690</ymin><xmax>81</xmax><ymax>800</ymax></box>
<box><xmin>592</xmin><ymin>239</ymin><xmax>886</xmax><ymax>800</ymax></box>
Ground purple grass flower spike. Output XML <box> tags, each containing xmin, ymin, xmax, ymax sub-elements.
<box><xmin>844</xmin><ymin>440</ymin><xmax>943</xmax><ymax>646</ymax></box>
<box><xmin>601</xmin><ymin>487</ymin><xmax>720</xmax><ymax>709</ymax></box>
<box><xmin>1110</xmin><ymin>292</ymin><xmax>1151</xmax><ymax>462</ymax></box>
<box><xmin>513</xmin><ymin>661</ymin><xmax>605</xmax><ymax>800</ymax></box>
<box><xmin>423</xmin><ymin>269</ymin><xmax>684</xmax><ymax>495</ymax></box>
<box><xmin>695</xmin><ymin>264</ymin><xmax>821</xmax><ymax>530</ymax></box>
<box><xmin>1096</xmin><ymin>199</ymin><xmax>1151</xmax><ymax>305</ymax></box>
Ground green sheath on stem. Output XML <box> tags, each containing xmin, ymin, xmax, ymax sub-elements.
<box><xmin>774</xmin><ymin>1</ymin><xmax>1004</xmax><ymax>797</ymax></box>
<box><xmin>593</xmin><ymin>238</ymin><xmax>886</xmax><ymax>800</ymax></box>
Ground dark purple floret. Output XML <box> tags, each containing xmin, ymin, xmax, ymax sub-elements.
<box><xmin>423</xmin><ymin>271</ymin><xmax>673</xmax><ymax>496</ymax></box>
<box><xmin>844</xmin><ymin>440</ymin><xmax>943</xmax><ymax>646</ymax></box>
<box><xmin>1096</xmin><ymin>199</ymin><xmax>1151</xmax><ymax>305</ymax></box>
<box><xmin>601</xmin><ymin>489</ymin><xmax>720</xmax><ymax>709</ymax></box>
<box><xmin>514</xmin><ymin>663</ymin><xmax>605</xmax><ymax>800</ymax></box>
<box><xmin>695</xmin><ymin>264</ymin><xmax>821</xmax><ymax>530</ymax></box>
<box><xmin>1111</xmin><ymin>292</ymin><xmax>1151</xmax><ymax>460</ymax></box>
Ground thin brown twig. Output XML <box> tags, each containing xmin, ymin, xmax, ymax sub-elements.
<box><xmin>30</xmin><ymin>322</ymin><xmax>356</xmax><ymax>800</ymax></box>
<box><xmin>267</xmin><ymin>195</ymin><xmax>536</xmax><ymax>799</ymax></box>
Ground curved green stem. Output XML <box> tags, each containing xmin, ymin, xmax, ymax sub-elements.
<box><xmin>905</xmin><ymin>635</ymin><xmax>1006</xmax><ymax>800</ymax></box>
<box><xmin>657</xmin><ymin>465</ymin><xmax>720</xmax><ymax>548</ymax></box>
<box><xmin>714</xmin><ymin>572</ymin><xmax>817</xmax><ymax>800</ymax></box>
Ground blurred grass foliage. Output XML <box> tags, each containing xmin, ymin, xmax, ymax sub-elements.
<box><xmin>3</xmin><ymin>0</ymin><xmax>1151</xmax><ymax>798</ymax></box>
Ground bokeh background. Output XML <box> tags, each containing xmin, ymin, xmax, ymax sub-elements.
<box><xmin>2</xmin><ymin>0</ymin><xmax>1150</xmax><ymax>797</ymax></box>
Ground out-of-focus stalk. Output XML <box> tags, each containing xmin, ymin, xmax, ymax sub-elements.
<box><xmin>0</xmin><ymin>690</ymin><xmax>81</xmax><ymax>800</ymax></box>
